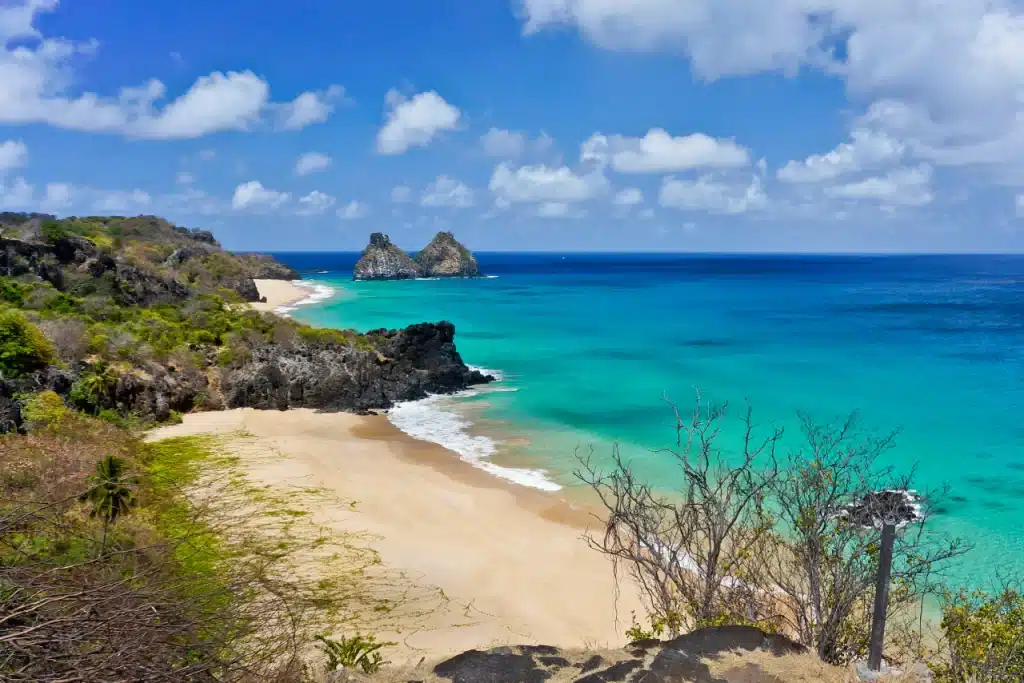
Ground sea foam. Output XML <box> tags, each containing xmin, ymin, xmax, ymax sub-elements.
<box><xmin>387</xmin><ymin>388</ymin><xmax>561</xmax><ymax>492</ymax></box>
<box><xmin>274</xmin><ymin>280</ymin><xmax>337</xmax><ymax>316</ymax></box>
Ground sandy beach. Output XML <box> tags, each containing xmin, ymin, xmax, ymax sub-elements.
<box><xmin>250</xmin><ymin>278</ymin><xmax>309</xmax><ymax>312</ymax></box>
<box><xmin>148</xmin><ymin>408</ymin><xmax>643</xmax><ymax>662</ymax></box>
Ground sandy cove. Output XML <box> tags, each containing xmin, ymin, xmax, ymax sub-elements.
<box><xmin>250</xmin><ymin>278</ymin><xmax>310</xmax><ymax>312</ymax></box>
<box><xmin>148</xmin><ymin>408</ymin><xmax>643</xmax><ymax>662</ymax></box>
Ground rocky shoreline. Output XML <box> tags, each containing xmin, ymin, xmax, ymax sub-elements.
<box><xmin>354</xmin><ymin>231</ymin><xmax>481</xmax><ymax>280</ymax></box>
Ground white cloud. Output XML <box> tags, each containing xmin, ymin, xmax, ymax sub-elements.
<box><xmin>582</xmin><ymin>129</ymin><xmax>750</xmax><ymax>173</ymax></box>
<box><xmin>481</xmin><ymin>128</ymin><xmax>526</xmax><ymax>158</ymax></box>
<box><xmin>92</xmin><ymin>189</ymin><xmax>151</xmax><ymax>214</ymax></box>
<box><xmin>338</xmin><ymin>200</ymin><xmax>369</xmax><ymax>220</ymax></box>
<box><xmin>175</xmin><ymin>171</ymin><xmax>195</xmax><ymax>186</ymax></box>
<box><xmin>0</xmin><ymin>139</ymin><xmax>27</xmax><ymax>174</ymax></box>
<box><xmin>421</xmin><ymin>175</ymin><xmax>474</xmax><ymax>208</ymax></box>
<box><xmin>294</xmin><ymin>151</ymin><xmax>331</xmax><ymax>176</ymax></box>
<box><xmin>276</xmin><ymin>85</ymin><xmax>345</xmax><ymax>131</ymax></box>
<box><xmin>198</xmin><ymin>149</ymin><xmax>216</xmax><ymax>161</ymax></box>
<box><xmin>0</xmin><ymin>3</ymin><xmax>341</xmax><ymax>139</ymax></box>
<box><xmin>489</xmin><ymin>162</ymin><xmax>609</xmax><ymax>204</ymax></box>
<box><xmin>1016</xmin><ymin>194</ymin><xmax>1024</xmax><ymax>217</ymax></box>
<box><xmin>376</xmin><ymin>90</ymin><xmax>461</xmax><ymax>155</ymax></box>
<box><xmin>824</xmin><ymin>165</ymin><xmax>934</xmax><ymax>207</ymax></box>
<box><xmin>613</xmin><ymin>187</ymin><xmax>643</xmax><ymax>206</ymax></box>
<box><xmin>778</xmin><ymin>130</ymin><xmax>906</xmax><ymax>183</ymax></box>
<box><xmin>520</xmin><ymin>0</ymin><xmax>1024</xmax><ymax>181</ymax></box>
<box><xmin>41</xmin><ymin>182</ymin><xmax>71</xmax><ymax>210</ymax></box>
<box><xmin>0</xmin><ymin>177</ymin><xmax>33</xmax><ymax>209</ymax></box>
<box><xmin>296</xmin><ymin>190</ymin><xmax>336</xmax><ymax>215</ymax></box>
<box><xmin>659</xmin><ymin>175</ymin><xmax>767</xmax><ymax>214</ymax></box>
<box><xmin>231</xmin><ymin>180</ymin><xmax>290</xmax><ymax>211</ymax></box>
<box><xmin>391</xmin><ymin>185</ymin><xmax>412</xmax><ymax>203</ymax></box>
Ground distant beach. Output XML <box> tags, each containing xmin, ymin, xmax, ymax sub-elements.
<box><xmin>252</xmin><ymin>278</ymin><xmax>337</xmax><ymax>315</ymax></box>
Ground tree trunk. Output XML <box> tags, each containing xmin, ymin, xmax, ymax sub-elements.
<box><xmin>868</xmin><ymin>523</ymin><xmax>896</xmax><ymax>671</ymax></box>
<box><xmin>99</xmin><ymin>518</ymin><xmax>109</xmax><ymax>558</ymax></box>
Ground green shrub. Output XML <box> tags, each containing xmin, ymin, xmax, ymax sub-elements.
<box><xmin>21</xmin><ymin>391</ymin><xmax>69</xmax><ymax>428</ymax></box>
<box><xmin>40</xmin><ymin>220</ymin><xmax>69</xmax><ymax>243</ymax></box>
<box><xmin>935</xmin><ymin>588</ymin><xmax>1024</xmax><ymax>682</ymax></box>
<box><xmin>0</xmin><ymin>309</ymin><xmax>57</xmax><ymax>376</ymax></box>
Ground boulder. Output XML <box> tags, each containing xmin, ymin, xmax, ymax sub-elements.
<box><xmin>414</xmin><ymin>231</ymin><xmax>481</xmax><ymax>277</ymax></box>
<box><xmin>353</xmin><ymin>233</ymin><xmax>421</xmax><ymax>280</ymax></box>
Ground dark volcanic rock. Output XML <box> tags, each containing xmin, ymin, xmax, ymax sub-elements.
<box><xmin>434</xmin><ymin>650</ymin><xmax>551</xmax><ymax>683</ymax></box>
<box><xmin>575</xmin><ymin>659</ymin><xmax>642</xmax><ymax>682</ymax></box>
<box><xmin>414</xmin><ymin>231</ymin><xmax>481</xmax><ymax>277</ymax></box>
<box><xmin>221</xmin><ymin>322</ymin><xmax>493</xmax><ymax>412</ymax></box>
<box><xmin>353</xmin><ymin>233</ymin><xmax>421</xmax><ymax>280</ymax></box>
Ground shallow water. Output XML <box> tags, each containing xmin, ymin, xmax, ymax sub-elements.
<box><xmin>273</xmin><ymin>251</ymin><xmax>1024</xmax><ymax>589</ymax></box>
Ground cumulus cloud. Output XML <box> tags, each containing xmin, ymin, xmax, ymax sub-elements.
<box><xmin>824</xmin><ymin>165</ymin><xmax>934</xmax><ymax>207</ymax></box>
<box><xmin>376</xmin><ymin>90</ymin><xmax>461</xmax><ymax>155</ymax></box>
<box><xmin>296</xmin><ymin>190</ymin><xmax>336</xmax><ymax>215</ymax></box>
<box><xmin>0</xmin><ymin>2</ymin><xmax>341</xmax><ymax>139</ymax></box>
<box><xmin>41</xmin><ymin>182</ymin><xmax>71</xmax><ymax>210</ymax></box>
<box><xmin>0</xmin><ymin>177</ymin><xmax>33</xmax><ymax>209</ymax></box>
<box><xmin>520</xmin><ymin>0</ymin><xmax>1024</xmax><ymax>181</ymax></box>
<box><xmin>294</xmin><ymin>152</ymin><xmax>331</xmax><ymax>176</ymax></box>
<box><xmin>232</xmin><ymin>181</ymin><xmax>290</xmax><ymax>211</ymax></box>
<box><xmin>92</xmin><ymin>189</ymin><xmax>151</xmax><ymax>213</ymax></box>
<box><xmin>391</xmin><ymin>185</ymin><xmax>412</xmax><ymax>203</ymax></box>
<box><xmin>613</xmin><ymin>187</ymin><xmax>644</xmax><ymax>206</ymax></box>
<box><xmin>338</xmin><ymin>200</ymin><xmax>369</xmax><ymax>220</ymax></box>
<box><xmin>1016</xmin><ymin>194</ymin><xmax>1024</xmax><ymax>217</ymax></box>
<box><xmin>175</xmin><ymin>171</ymin><xmax>195</xmax><ymax>186</ymax></box>
<box><xmin>489</xmin><ymin>162</ymin><xmax>609</xmax><ymax>204</ymax></box>
<box><xmin>0</xmin><ymin>139</ymin><xmax>27</xmax><ymax>174</ymax></box>
<box><xmin>276</xmin><ymin>85</ymin><xmax>345</xmax><ymax>131</ymax></box>
<box><xmin>778</xmin><ymin>130</ymin><xmax>906</xmax><ymax>183</ymax></box>
<box><xmin>582</xmin><ymin>129</ymin><xmax>750</xmax><ymax>173</ymax></box>
<box><xmin>480</xmin><ymin>127</ymin><xmax>555</xmax><ymax>159</ymax></box>
<box><xmin>659</xmin><ymin>175</ymin><xmax>767</xmax><ymax>214</ymax></box>
<box><xmin>421</xmin><ymin>175</ymin><xmax>474</xmax><ymax>208</ymax></box>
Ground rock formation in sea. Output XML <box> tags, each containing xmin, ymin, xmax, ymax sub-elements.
<box><xmin>414</xmin><ymin>231</ymin><xmax>481</xmax><ymax>277</ymax></box>
<box><xmin>352</xmin><ymin>232</ymin><xmax>421</xmax><ymax>280</ymax></box>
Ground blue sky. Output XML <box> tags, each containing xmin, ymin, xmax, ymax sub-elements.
<box><xmin>1</xmin><ymin>0</ymin><xmax>1023</xmax><ymax>252</ymax></box>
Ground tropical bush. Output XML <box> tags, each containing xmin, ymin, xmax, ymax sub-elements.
<box><xmin>0</xmin><ymin>308</ymin><xmax>57</xmax><ymax>376</ymax></box>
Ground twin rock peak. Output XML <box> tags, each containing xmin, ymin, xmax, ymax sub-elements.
<box><xmin>353</xmin><ymin>231</ymin><xmax>482</xmax><ymax>281</ymax></box>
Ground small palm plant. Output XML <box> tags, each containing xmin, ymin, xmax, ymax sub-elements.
<box><xmin>315</xmin><ymin>634</ymin><xmax>392</xmax><ymax>675</ymax></box>
<box><xmin>80</xmin><ymin>455</ymin><xmax>135</xmax><ymax>557</ymax></box>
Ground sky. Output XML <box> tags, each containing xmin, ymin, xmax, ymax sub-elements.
<box><xmin>1</xmin><ymin>0</ymin><xmax>1024</xmax><ymax>252</ymax></box>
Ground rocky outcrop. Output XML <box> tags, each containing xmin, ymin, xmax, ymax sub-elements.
<box><xmin>222</xmin><ymin>322</ymin><xmax>492</xmax><ymax>412</ymax></box>
<box><xmin>428</xmin><ymin>626</ymin><xmax>808</xmax><ymax>683</ymax></box>
<box><xmin>414</xmin><ymin>231</ymin><xmax>481</xmax><ymax>277</ymax></box>
<box><xmin>353</xmin><ymin>233</ymin><xmax>420</xmax><ymax>281</ymax></box>
<box><xmin>2</xmin><ymin>235</ymin><xmax>191</xmax><ymax>306</ymax></box>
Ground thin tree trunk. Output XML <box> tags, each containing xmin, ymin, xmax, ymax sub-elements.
<box><xmin>868</xmin><ymin>523</ymin><xmax>896</xmax><ymax>671</ymax></box>
<box><xmin>99</xmin><ymin>518</ymin><xmax>109</xmax><ymax>558</ymax></box>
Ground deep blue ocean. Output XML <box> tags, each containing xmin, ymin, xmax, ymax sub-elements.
<box><xmin>270</xmin><ymin>251</ymin><xmax>1024</xmax><ymax>587</ymax></box>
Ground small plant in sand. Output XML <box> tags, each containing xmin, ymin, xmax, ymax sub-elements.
<box><xmin>316</xmin><ymin>633</ymin><xmax>394</xmax><ymax>675</ymax></box>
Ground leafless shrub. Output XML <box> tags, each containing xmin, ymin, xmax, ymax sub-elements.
<box><xmin>575</xmin><ymin>392</ymin><xmax>783</xmax><ymax>636</ymax></box>
<box><xmin>36</xmin><ymin>318</ymin><xmax>89</xmax><ymax>363</ymax></box>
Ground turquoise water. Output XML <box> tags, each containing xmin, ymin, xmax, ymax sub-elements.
<box><xmin>276</xmin><ymin>252</ymin><xmax>1024</xmax><ymax>588</ymax></box>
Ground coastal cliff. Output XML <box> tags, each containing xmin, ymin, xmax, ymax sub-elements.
<box><xmin>353</xmin><ymin>232</ymin><xmax>420</xmax><ymax>280</ymax></box>
<box><xmin>415</xmin><ymin>231</ymin><xmax>481</xmax><ymax>277</ymax></box>
<box><xmin>0</xmin><ymin>214</ymin><xmax>491</xmax><ymax>432</ymax></box>
<box><xmin>353</xmin><ymin>231</ymin><xmax>482</xmax><ymax>280</ymax></box>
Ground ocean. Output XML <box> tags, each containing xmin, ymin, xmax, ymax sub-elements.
<box><xmin>270</xmin><ymin>251</ymin><xmax>1024</xmax><ymax>588</ymax></box>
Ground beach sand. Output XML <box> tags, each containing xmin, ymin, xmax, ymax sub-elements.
<box><xmin>251</xmin><ymin>278</ymin><xmax>308</xmax><ymax>312</ymax></box>
<box><xmin>148</xmin><ymin>408</ymin><xmax>643</xmax><ymax>662</ymax></box>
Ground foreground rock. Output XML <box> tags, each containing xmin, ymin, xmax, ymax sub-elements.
<box><xmin>426</xmin><ymin>627</ymin><xmax>810</xmax><ymax>683</ymax></box>
<box><xmin>353</xmin><ymin>233</ymin><xmax>420</xmax><ymax>280</ymax></box>
<box><xmin>414</xmin><ymin>231</ymin><xmax>481</xmax><ymax>277</ymax></box>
